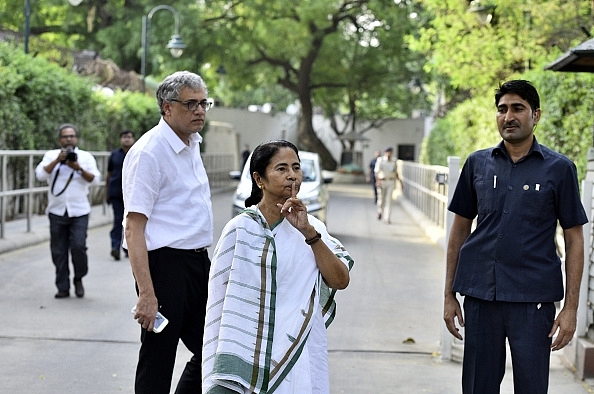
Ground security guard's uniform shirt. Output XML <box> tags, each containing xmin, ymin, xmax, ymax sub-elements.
<box><xmin>448</xmin><ymin>138</ymin><xmax>588</xmax><ymax>302</ymax></box>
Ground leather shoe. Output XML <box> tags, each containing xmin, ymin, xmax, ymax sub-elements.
<box><xmin>111</xmin><ymin>249</ymin><xmax>121</xmax><ymax>261</ymax></box>
<box><xmin>74</xmin><ymin>279</ymin><xmax>84</xmax><ymax>298</ymax></box>
<box><xmin>55</xmin><ymin>290</ymin><xmax>69</xmax><ymax>298</ymax></box>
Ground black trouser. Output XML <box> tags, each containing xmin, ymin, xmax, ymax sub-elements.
<box><xmin>49</xmin><ymin>212</ymin><xmax>89</xmax><ymax>291</ymax></box>
<box><xmin>134</xmin><ymin>247</ymin><xmax>210</xmax><ymax>394</ymax></box>
<box><xmin>108</xmin><ymin>197</ymin><xmax>124</xmax><ymax>251</ymax></box>
<box><xmin>462</xmin><ymin>296</ymin><xmax>555</xmax><ymax>394</ymax></box>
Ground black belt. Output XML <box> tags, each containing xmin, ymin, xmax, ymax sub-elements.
<box><xmin>162</xmin><ymin>246</ymin><xmax>207</xmax><ymax>253</ymax></box>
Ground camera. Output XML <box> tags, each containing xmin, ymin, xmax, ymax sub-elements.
<box><xmin>62</xmin><ymin>148</ymin><xmax>77</xmax><ymax>163</ymax></box>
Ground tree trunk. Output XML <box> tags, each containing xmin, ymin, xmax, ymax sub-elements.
<box><xmin>298</xmin><ymin>93</ymin><xmax>337</xmax><ymax>171</ymax></box>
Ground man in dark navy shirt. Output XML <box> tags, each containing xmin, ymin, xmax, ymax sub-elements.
<box><xmin>105</xmin><ymin>130</ymin><xmax>135</xmax><ymax>260</ymax></box>
<box><xmin>367</xmin><ymin>150</ymin><xmax>381</xmax><ymax>204</ymax></box>
<box><xmin>443</xmin><ymin>80</ymin><xmax>588</xmax><ymax>394</ymax></box>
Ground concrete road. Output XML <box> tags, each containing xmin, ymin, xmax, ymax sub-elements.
<box><xmin>0</xmin><ymin>183</ymin><xmax>591</xmax><ymax>393</ymax></box>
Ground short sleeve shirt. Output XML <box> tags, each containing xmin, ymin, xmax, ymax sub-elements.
<box><xmin>122</xmin><ymin>118</ymin><xmax>213</xmax><ymax>251</ymax></box>
<box><xmin>448</xmin><ymin>138</ymin><xmax>588</xmax><ymax>302</ymax></box>
<box><xmin>35</xmin><ymin>148</ymin><xmax>101</xmax><ymax>217</ymax></box>
<box><xmin>374</xmin><ymin>156</ymin><xmax>397</xmax><ymax>180</ymax></box>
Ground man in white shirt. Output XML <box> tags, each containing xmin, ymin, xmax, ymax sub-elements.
<box><xmin>35</xmin><ymin>124</ymin><xmax>101</xmax><ymax>298</ymax></box>
<box><xmin>374</xmin><ymin>146</ymin><xmax>399</xmax><ymax>224</ymax></box>
<box><xmin>123</xmin><ymin>71</ymin><xmax>213</xmax><ymax>393</ymax></box>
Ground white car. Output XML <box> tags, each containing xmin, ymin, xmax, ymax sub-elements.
<box><xmin>230</xmin><ymin>151</ymin><xmax>332</xmax><ymax>223</ymax></box>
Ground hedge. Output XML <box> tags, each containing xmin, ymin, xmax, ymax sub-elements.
<box><xmin>0</xmin><ymin>41</ymin><xmax>159</xmax><ymax>151</ymax></box>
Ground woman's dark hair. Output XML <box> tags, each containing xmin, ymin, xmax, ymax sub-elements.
<box><xmin>495</xmin><ymin>80</ymin><xmax>540</xmax><ymax>111</ymax></box>
<box><xmin>244</xmin><ymin>140</ymin><xmax>299</xmax><ymax>208</ymax></box>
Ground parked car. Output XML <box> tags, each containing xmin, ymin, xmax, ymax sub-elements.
<box><xmin>230</xmin><ymin>151</ymin><xmax>332</xmax><ymax>222</ymax></box>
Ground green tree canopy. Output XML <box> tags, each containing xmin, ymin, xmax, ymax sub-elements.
<box><xmin>200</xmin><ymin>0</ymin><xmax>429</xmax><ymax>168</ymax></box>
<box><xmin>412</xmin><ymin>0</ymin><xmax>594</xmax><ymax>180</ymax></box>
<box><xmin>409</xmin><ymin>0</ymin><xmax>593</xmax><ymax>96</ymax></box>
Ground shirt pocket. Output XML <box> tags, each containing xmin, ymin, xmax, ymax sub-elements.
<box><xmin>520</xmin><ymin>184</ymin><xmax>553</xmax><ymax>224</ymax></box>
<box><xmin>475</xmin><ymin>178</ymin><xmax>495</xmax><ymax>215</ymax></box>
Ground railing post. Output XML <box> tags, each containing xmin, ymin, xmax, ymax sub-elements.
<box><xmin>0</xmin><ymin>154</ymin><xmax>6</xmax><ymax>239</ymax></box>
<box><xmin>27</xmin><ymin>154</ymin><xmax>34</xmax><ymax>233</ymax></box>
<box><xmin>578</xmin><ymin>178</ymin><xmax>593</xmax><ymax>337</ymax></box>
<box><xmin>441</xmin><ymin>156</ymin><xmax>460</xmax><ymax>361</ymax></box>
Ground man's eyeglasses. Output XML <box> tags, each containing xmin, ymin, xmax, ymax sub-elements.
<box><xmin>60</xmin><ymin>135</ymin><xmax>78</xmax><ymax>139</ymax></box>
<box><xmin>170</xmin><ymin>99</ymin><xmax>212</xmax><ymax>112</ymax></box>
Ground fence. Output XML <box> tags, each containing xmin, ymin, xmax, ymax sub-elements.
<box><xmin>0</xmin><ymin>150</ymin><xmax>236</xmax><ymax>239</ymax></box>
<box><xmin>398</xmin><ymin>159</ymin><xmax>453</xmax><ymax>230</ymax></box>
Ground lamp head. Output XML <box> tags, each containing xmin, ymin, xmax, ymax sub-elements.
<box><xmin>167</xmin><ymin>34</ymin><xmax>186</xmax><ymax>58</ymax></box>
<box><xmin>468</xmin><ymin>1</ymin><xmax>496</xmax><ymax>25</ymax></box>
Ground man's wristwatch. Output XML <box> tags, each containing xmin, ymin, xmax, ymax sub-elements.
<box><xmin>76</xmin><ymin>169</ymin><xmax>83</xmax><ymax>175</ymax></box>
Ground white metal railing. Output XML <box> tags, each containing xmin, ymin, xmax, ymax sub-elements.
<box><xmin>399</xmin><ymin>159</ymin><xmax>450</xmax><ymax>229</ymax></box>
<box><xmin>398</xmin><ymin>157</ymin><xmax>465</xmax><ymax>362</ymax></box>
<box><xmin>0</xmin><ymin>150</ymin><xmax>236</xmax><ymax>239</ymax></box>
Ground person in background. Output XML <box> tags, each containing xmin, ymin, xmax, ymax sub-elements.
<box><xmin>123</xmin><ymin>71</ymin><xmax>213</xmax><ymax>393</ymax></box>
<box><xmin>444</xmin><ymin>80</ymin><xmax>588</xmax><ymax>393</ymax></box>
<box><xmin>202</xmin><ymin>140</ymin><xmax>353</xmax><ymax>393</ymax></box>
<box><xmin>241</xmin><ymin>144</ymin><xmax>250</xmax><ymax>170</ymax></box>
<box><xmin>366</xmin><ymin>149</ymin><xmax>381</xmax><ymax>204</ymax></box>
<box><xmin>105</xmin><ymin>130</ymin><xmax>135</xmax><ymax>261</ymax></box>
<box><xmin>374</xmin><ymin>147</ymin><xmax>399</xmax><ymax>224</ymax></box>
<box><xmin>35</xmin><ymin>123</ymin><xmax>101</xmax><ymax>298</ymax></box>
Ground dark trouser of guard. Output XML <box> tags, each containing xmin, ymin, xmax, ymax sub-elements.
<box><xmin>462</xmin><ymin>296</ymin><xmax>554</xmax><ymax>394</ymax></box>
<box><xmin>134</xmin><ymin>247</ymin><xmax>210</xmax><ymax>394</ymax></box>
<box><xmin>49</xmin><ymin>212</ymin><xmax>89</xmax><ymax>291</ymax></box>
<box><xmin>109</xmin><ymin>197</ymin><xmax>124</xmax><ymax>251</ymax></box>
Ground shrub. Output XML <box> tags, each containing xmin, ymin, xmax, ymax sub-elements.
<box><xmin>0</xmin><ymin>42</ymin><xmax>161</xmax><ymax>151</ymax></box>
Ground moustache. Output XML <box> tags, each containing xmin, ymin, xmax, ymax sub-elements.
<box><xmin>503</xmin><ymin>121</ymin><xmax>520</xmax><ymax>128</ymax></box>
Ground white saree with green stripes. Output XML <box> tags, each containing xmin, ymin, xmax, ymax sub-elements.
<box><xmin>202</xmin><ymin>208</ymin><xmax>354</xmax><ymax>393</ymax></box>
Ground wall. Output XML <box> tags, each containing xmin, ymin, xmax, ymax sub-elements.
<box><xmin>359</xmin><ymin>117</ymin><xmax>429</xmax><ymax>172</ymax></box>
<box><xmin>202</xmin><ymin>121</ymin><xmax>239</xmax><ymax>167</ymax></box>
<box><xmin>208</xmin><ymin>107</ymin><xmax>296</xmax><ymax>142</ymax></box>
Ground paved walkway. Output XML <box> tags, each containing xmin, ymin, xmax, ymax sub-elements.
<box><xmin>0</xmin><ymin>183</ymin><xmax>592</xmax><ymax>393</ymax></box>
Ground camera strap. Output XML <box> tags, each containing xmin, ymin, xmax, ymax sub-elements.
<box><xmin>51</xmin><ymin>163</ymin><xmax>75</xmax><ymax>197</ymax></box>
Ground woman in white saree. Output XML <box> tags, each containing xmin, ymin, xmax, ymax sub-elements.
<box><xmin>202</xmin><ymin>140</ymin><xmax>353</xmax><ymax>394</ymax></box>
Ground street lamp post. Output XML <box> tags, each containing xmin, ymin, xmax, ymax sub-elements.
<box><xmin>24</xmin><ymin>0</ymin><xmax>31</xmax><ymax>54</ymax></box>
<box><xmin>141</xmin><ymin>5</ymin><xmax>186</xmax><ymax>92</ymax></box>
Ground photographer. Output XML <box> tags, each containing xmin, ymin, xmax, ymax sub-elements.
<box><xmin>35</xmin><ymin>124</ymin><xmax>101</xmax><ymax>299</ymax></box>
